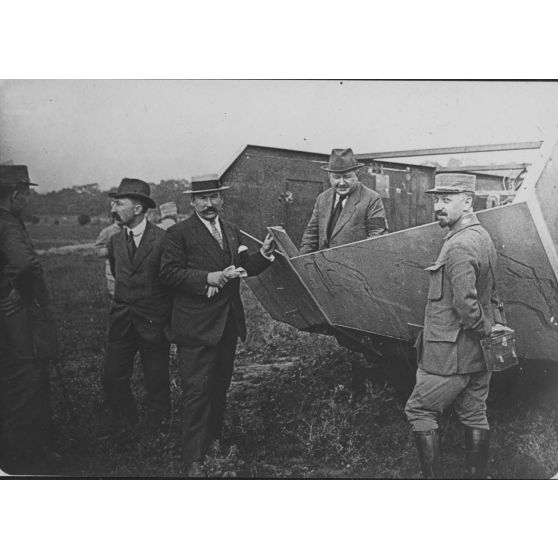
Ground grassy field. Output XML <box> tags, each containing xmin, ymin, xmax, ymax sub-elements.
<box><xmin>31</xmin><ymin>224</ymin><xmax>558</xmax><ymax>478</ymax></box>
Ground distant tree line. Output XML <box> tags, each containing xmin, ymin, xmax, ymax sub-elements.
<box><xmin>26</xmin><ymin>179</ymin><xmax>191</xmax><ymax>219</ymax></box>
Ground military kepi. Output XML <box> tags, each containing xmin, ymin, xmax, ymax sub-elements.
<box><xmin>109</xmin><ymin>178</ymin><xmax>156</xmax><ymax>208</ymax></box>
<box><xmin>426</xmin><ymin>172</ymin><xmax>476</xmax><ymax>194</ymax></box>
<box><xmin>184</xmin><ymin>173</ymin><xmax>230</xmax><ymax>195</ymax></box>
<box><xmin>0</xmin><ymin>165</ymin><xmax>38</xmax><ymax>187</ymax></box>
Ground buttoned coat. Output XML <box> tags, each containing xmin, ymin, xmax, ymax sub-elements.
<box><xmin>107</xmin><ymin>221</ymin><xmax>171</xmax><ymax>345</ymax></box>
<box><xmin>159</xmin><ymin>214</ymin><xmax>271</xmax><ymax>347</ymax></box>
<box><xmin>299</xmin><ymin>182</ymin><xmax>386</xmax><ymax>254</ymax></box>
<box><xmin>419</xmin><ymin>213</ymin><xmax>498</xmax><ymax>375</ymax></box>
<box><xmin>0</xmin><ymin>208</ymin><xmax>56</xmax><ymax>360</ymax></box>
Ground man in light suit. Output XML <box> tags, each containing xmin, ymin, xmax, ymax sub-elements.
<box><xmin>102</xmin><ymin>178</ymin><xmax>172</xmax><ymax>436</ymax></box>
<box><xmin>299</xmin><ymin>148</ymin><xmax>387</xmax><ymax>254</ymax></box>
<box><xmin>160</xmin><ymin>174</ymin><xmax>275</xmax><ymax>477</ymax></box>
<box><xmin>405</xmin><ymin>173</ymin><xmax>511</xmax><ymax>479</ymax></box>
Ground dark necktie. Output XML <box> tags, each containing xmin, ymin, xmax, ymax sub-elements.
<box><xmin>127</xmin><ymin>229</ymin><xmax>137</xmax><ymax>260</ymax></box>
<box><xmin>327</xmin><ymin>194</ymin><xmax>347</xmax><ymax>241</ymax></box>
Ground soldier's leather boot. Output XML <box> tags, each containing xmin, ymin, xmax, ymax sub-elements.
<box><xmin>413</xmin><ymin>429</ymin><xmax>443</xmax><ymax>479</ymax></box>
<box><xmin>464</xmin><ymin>427</ymin><xmax>490</xmax><ymax>479</ymax></box>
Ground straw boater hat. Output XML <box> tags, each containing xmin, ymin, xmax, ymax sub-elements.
<box><xmin>426</xmin><ymin>172</ymin><xmax>476</xmax><ymax>194</ymax></box>
<box><xmin>321</xmin><ymin>148</ymin><xmax>364</xmax><ymax>173</ymax></box>
<box><xmin>0</xmin><ymin>165</ymin><xmax>38</xmax><ymax>187</ymax></box>
<box><xmin>108</xmin><ymin>178</ymin><xmax>156</xmax><ymax>208</ymax></box>
<box><xmin>159</xmin><ymin>201</ymin><xmax>178</xmax><ymax>219</ymax></box>
<box><xmin>184</xmin><ymin>174</ymin><xmax>230</xmax><ymax>195</ymax></box>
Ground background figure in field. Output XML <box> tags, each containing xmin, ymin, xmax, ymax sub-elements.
<box><xmin>160</xmin><ymin>174</ymin><xmax>276</xmax><ymax>477</ymax></box>
<box><xmin>0</xmin><ymin>165</ymin><xmax>58</xmax><ymax>474</ymax></box>
<box><xmin>101</xmin><ymin>178</ymin><xmax>172</xmax><ymax>437</ymax></box>
<box><xmin>405</xmin><ymin>173</ymin><xmax>511</xmax><ymax>479</ymax></box>
<box><xmin>94</xmin><ymin>217</ymin><xmax>122</xmax><ymax>296</ymax></box>
<box><xmin>299</xmin><ymin>148</ymin><xmax>387</xmax><ymax>255</ymax></box>
<box><xmin>157</xmin><ymin>201</ymin><xmax>179</xmax><ymax>231</ymax></box>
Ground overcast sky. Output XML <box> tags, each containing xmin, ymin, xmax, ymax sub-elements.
<box><xmin>2</xmin><ymin>80</ymin><xmax>558</xmax><ymax>193</ymax></box>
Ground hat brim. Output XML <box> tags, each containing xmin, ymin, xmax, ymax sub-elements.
<box><xmin>0</xmin><ymin>179</ymin><xmax>38</xmax><ymax>187</ymax></box>
<box><xmin>321</xmin><ymin>163</ymin><xmax>365</xmax><ymax>173</ymax></box>
<box><xmin>425</xmin><ymin>188</ymin><xmax>474</xmax><ymax>194</ymax></box>
<box><xmin>108</xmin><ymin>192</ymin><xmax>156</xmax><ymax>208</ymax></box>
<box><xmin>183</xmin><ymin>186</ymin><xmax>231</xmax><ymax>195</ymax></box>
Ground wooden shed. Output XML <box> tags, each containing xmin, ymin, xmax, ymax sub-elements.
<box><xmin>219</xmin><ymin>145</ymin><xmax>512</xmax><ymax>245</ymax></box>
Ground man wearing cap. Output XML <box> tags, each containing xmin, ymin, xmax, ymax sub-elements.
<box><xmin>157</xmin><ymin>201</ymin><xmax>179</xmax><ymax>231</ymax></box>
<box><xmin>101</xmin><ymin>178</ymin><xmax>172</xmax><ymax>435</ymax></box>
<box><xmin>160</xmin><ymin>174</ymin><xmax>276</xmax><ymax>477</ymax></box>
<box><xmin>0</xmin><ymin>165</ymin><xmax>57</xmax><ymax>473</ymax></box>
<box><xmin>299</xmin><ymin>148</ymin><xmax>387</xmax><ymax>254</ymax></box>
<box><xmin>404</xmin><ymin>173</ymin><xmax>510</xmax><ymax>479</ymax></box>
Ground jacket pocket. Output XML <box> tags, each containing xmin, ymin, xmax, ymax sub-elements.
<box><xmin>425</xmin><ymin>262</ymin><xmax>444</xmax><ymax>301</ymax></box>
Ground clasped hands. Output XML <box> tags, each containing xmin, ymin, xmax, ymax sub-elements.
<box><xmin>206</xmin><ymin>265</ymin><xmax>248</xmax><ymax>298</ymax></box>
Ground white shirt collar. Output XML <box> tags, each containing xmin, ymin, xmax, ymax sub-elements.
<box><xmin>197</xmin><ymin>213</ymin><xmax>221</xmax><ymax>230</ymax></box>
<box><xmin>126</xmin><ymin>216</ymin><xmax>147</xmax><ymax>237</ymax></box>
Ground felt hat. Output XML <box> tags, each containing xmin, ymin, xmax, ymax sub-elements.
<box><xmin>0</xmin><ymin>165</ymin><xmax>38</xmax><ymax>187</ymax></box>
<box><xmin>108</xmin><ymin>178</ymin><xmax>156</xmax><ymax>208</ymax></box>
<box><xmin>321</xmin><ymin>148</ymin><xmax>364</xmax><ymax>173</ymax></box>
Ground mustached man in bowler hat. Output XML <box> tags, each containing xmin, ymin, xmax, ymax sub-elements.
<box><xmin>299</xmin><ymin>148</ymin><xmax>387</xmax><ymax>254</ymax></box>
<box><xmin>101</xmin><ymin>178</ymin><xmax>172</xmax><ymax>436</ymax></box>
<box><xmin>0</xmin><ymin>165</ymin><xmax>58</xmax><ymax>474</ymax></box>
<box><xmin>404</xmin><ymin>173</ymin><xmax>511</xmax><ymax>479</ymax></box>
<box><xmin>160</xmin><ymin>174</ymin><xmax>276</xmax><ymax>477</ymax></box>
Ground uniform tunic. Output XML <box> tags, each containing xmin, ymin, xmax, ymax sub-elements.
<box><xmin>405</xmin><ymin>213</ymin><xmax>498</xmax><ymax>431</ymax></box>
<box><xmin>0</xmin><ymin>209</ymin><xmax>55</xmax><ymax>471</ymax></box>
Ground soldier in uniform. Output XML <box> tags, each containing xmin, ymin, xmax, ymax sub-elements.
<box><xmin>0</xmin><ymin>165</ymin><xmax>58</xmax><ymax>474</ymax></box>
<box><xmin>157</xmin><ymin>201</ymin><xmax>179</xmax><ymax>231</ymax></box>
<box><xmin>405</xmin><ymin>173</ymin><xmax>511</xmax><ymax>479</ymax></box>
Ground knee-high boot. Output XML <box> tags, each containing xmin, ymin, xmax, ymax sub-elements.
<box><xmin>464</xmin><ymin>427</ymin><xmax>490</xmax><ymax>479</ymax></box>
<box><xmin>413</xmin><ymin>429</ymin><xmax>442</xmax><ymax>479</ymax></box>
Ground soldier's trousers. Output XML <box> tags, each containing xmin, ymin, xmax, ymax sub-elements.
<box><xmin>0</xmin><ymin>356</ymin><xmax>51</xmax><ymax>473</ymax></box>
<box><xmin>177</xmin><ymin>314</ymin><xmax>238</xmax><ymax>467</ymax></box>
<box><xmin>405</xmin><ymin>367</ymin><xmax>492</xmax><ymax>432</ymax></box>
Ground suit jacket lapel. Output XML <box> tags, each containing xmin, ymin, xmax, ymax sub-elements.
<box><xmin>320</xmin><ymin>189</ymin><xmax>335</xmax><ymax>243</ymax></box>
<box><xmin>331</xmin><ymin>185</ymin><xmax>360</xmax><ymax>240</ymax></box>
<box><xmin>113</xmin><ymin>229</ymin><xmax>132</xmax><ymax>268</ymax></box>
<box><xmin>132</xmin><ymin>221</ymin><xmax>155</xmax><ymax>270</ymax></box>
<box><xmin>221</xmin><ymin>220</ymin><xmax>237</xmax><ymax>265</ymax></box>
<box><xmin>192</xmin><ymin>215</ymin><xmax>227</xmax><ymax>268</ymax></box>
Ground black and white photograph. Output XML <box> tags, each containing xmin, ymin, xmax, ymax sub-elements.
<box><xmin>3</xmin><ymin>3</ymin><xmax>558</xmax><ymax>557</ymax></box>
<box><xmin>2</xmin><ymin>79</ymin><xmax>558</xmax><ymax>480</ymax></box>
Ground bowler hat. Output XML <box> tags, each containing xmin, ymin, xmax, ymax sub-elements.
<box><xmin>426</xmin><ymin>172</ymin><xmax>476</xmax><ymax>194</ymax></box>
<box><xmin>0</xmin><ymin>165</ymin><xmax>38</xmax><ymax>187</ymax></box>
<box><xmin>108</xmin><ymin>178</ymin><xmax>156</xmax><ymax>208</ymax></box>
<box><xmin>184</xmin><ymin>174</ymin><xmax>230</xmax><ymax>195</ymax></box>
<box><xmin>321</xmin><ymin>148</ymin><xmax>364</xmax><ymax>173</ymax></box>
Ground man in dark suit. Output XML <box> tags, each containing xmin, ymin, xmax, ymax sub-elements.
<box><xmin>160</xmin><ymin>174</ymin><xmax>275</xmax><ymax>476</ymax></box>
<box><xmin>405</xmin><ymin>173</ymin><xmax>511</xmax><ymax>479</ymax></box>
<box><xmin>299</xmin><ymin>148</ymin><xmax>387</xmax><ymax>254</ymax></box>
<box><xmin>102</xmin><ymin>178</ymin><xmax>172</xmax><ymax>436</ymax></box>
<box><xmin>0</xmin><ymin>165</ymin><xmax>58</xmax><ymax>474</ymax></box>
